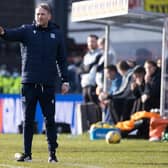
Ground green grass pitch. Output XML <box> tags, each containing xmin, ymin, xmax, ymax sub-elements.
<box><xmin>0</xmin><ymin>133</ymin><xmax>168</xmax><ymax>168</ymax></box>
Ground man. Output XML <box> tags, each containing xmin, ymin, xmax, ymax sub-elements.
<box><xmin>97</xmin><ymin>37</ymin><xmax>116</xmax><ymax>65</ymax></box>
<box><xmin>99</xmin><ymin>61</ymin><xmax>135</xmax><ymax>122</ymax></box>
<box><xmin>131</xmin><ymin>66</ymin><xmax>146</xmax><ymax>113</ymax></box>
<box><xmin>98</xmin><ymin>65</ymin><xmax>122</xmax><ymax>124</ymax></box>
<box><xmin>142</xmin><ymin>60</ymin><xmax>161</xmax><ymax>111</ymax></box>
<box><xmin>80</xmin><ymin>34</ymin><xmax>102</xmax><ymax>104</ymax></box>
<box><xmin>105</xmin><ymin>65</ymin><xmax>122</xmax><ymax>94</ymax></box>
<box><xmin>0</xmin><ymin>3</ymin><xmax>69</xmax><ymax>163</ymax></box>
<box><xmin>98</xmin><ymin>65</ymin><xmax>122</xmax><ymax>99</ymax></box>
<box><xmin>96</xmin><ymin>37</ymin><xmax>117</xmax><ymax>95</ymax></box>
<box><xmin>130</xmin><ymin>66</ymin><xmax>149</xmax><ymax>138</ymax></box>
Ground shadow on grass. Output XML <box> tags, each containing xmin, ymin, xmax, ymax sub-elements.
<box><xmin>60</xmin><ymin>149</ymin><xmax>168</xmax><ymax>153</ymax></box>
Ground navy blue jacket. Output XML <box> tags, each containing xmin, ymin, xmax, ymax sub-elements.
<box><xmin>1</xmin><ymin>22</ymin><xmax>68</xmax><ymax>85</ymax></box>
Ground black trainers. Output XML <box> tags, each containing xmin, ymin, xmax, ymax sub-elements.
<box><xmin>48</xmin><ymin>152</ymin><xmax>58</xmax><ymax>163</ymax></box>
<box><xmin>16</xmin><ymin>153</ymin><xmax>32</xmax><ymax>162</ymax></box>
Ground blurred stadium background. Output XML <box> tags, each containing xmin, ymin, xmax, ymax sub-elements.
<box><xmin>0</xmin><ymin>0</ymin><xmax>162</xmax><ymax>85</ymax></box>
<box><xmin>0</xmin><ymin>0</ymin><xmax>167</xmax><ymax>135</ymax></box>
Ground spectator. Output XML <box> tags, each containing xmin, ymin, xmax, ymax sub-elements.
<box><xmin>131</xmin><ymin>66</ymin><xmax>146</xmax><ymax>113</ymax></box>
<box><xmin>97</xmin><ymin>37</ymin><xmax>117</xmax><ymax>64</ymax></box>
<box><xmin>113</xmin><ymin>60</ymin><xmax>134</xmax><ymax>97</ymax></box>
<box><xmin>67</xmin><ymin>55</ymin><xmax>82</xmax><ymax>93</ymax></box>
<box><xmin>99</xmin><ymin>61</ymin><xmax>135</xmax><ymax>122</ymax></box>
<box><xmin>80</xmin><ymin>34</ymin><xmax>102</xmax><ymax>104</ymax></box>
<box><xmin>130</xmin><ymin>66</ymin><xmax>149</xmax><ymax>138</ymax></box>
<box><xmin>96</xmin><ymin>37</ymin><xmax>117</xmax><ymax>95</ymax></box>
<box><xmin>142</xmin><ymin>60</ymin><xmax>161</xmax><ymax>111</ymax></box>
<box><xmin>105</xmin><ymin>65</ymin><xmax>122</xmax><ymax>95</ymax></box>
<box><xmin>99</xmin><ymin>65</ymin><xmax>122</xmax><ymax>124</ymax></box>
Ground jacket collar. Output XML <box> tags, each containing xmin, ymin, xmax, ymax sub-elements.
<box><xmin>32</xmin><ymin>21</ymin><xmax>60</xmax><ymax>31</ymax></box>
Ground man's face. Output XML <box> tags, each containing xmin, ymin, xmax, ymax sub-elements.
<box><xmin>35</xmin><ymin>7</ymin><xmax>51</xmax><ymax>27</ymax></box>
<box><xmin>87</xmin><ymin>36</ymin><xmax>98</xmax><ymax>51</ymax></box>
<box><xmin>97</xmin><ymin>39</ymin><xmax>104</xmax><ymax>50</ymax></box>
<box><xmin>133</xmin><ymin>73</ymin><xmax>144</xmax><ymax>85</ymax></box>
<box><xmin>144</xmin><ymin>63</ymin><xmax>156</xmax><ymax>76</ymax></box>
<box><xmin>106</xmin><ymin>69</ymin><xmax>116</xmax><ymax>80</ymax></box>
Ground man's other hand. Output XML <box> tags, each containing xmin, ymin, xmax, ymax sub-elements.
<box><xmin>0</xmin><ymin>26</ymin><xmax>5</xmax><ymax>35</ymax></box>
<box><xmin>61</xmin><ymin>82</ymin><xmax>70</xmax><ymax>94</ymax></box>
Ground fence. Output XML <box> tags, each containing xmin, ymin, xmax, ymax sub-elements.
<box><xmin>0</xmin><ymin>94</ymin><xmax>83</xmax><ymax>134</ymax></box>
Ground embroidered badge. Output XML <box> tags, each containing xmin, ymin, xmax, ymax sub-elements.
<box><xmin>50</xmin><ymin>33</ymin><xmax>55</xmax><ymax>39</ymax></box>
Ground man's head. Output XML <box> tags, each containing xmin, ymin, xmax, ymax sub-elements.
<box><xmin>116</xmin><ymin>60</ymin><xmax>130</xmax><ymax>76</ymax></box>
<box><xmin>97</xmin><ymin>37</ymin><xmax>105</xmax><ymax>50</ymax></box>
<box><xmin>144</xmin><ymin>60</ymin><xmax>157</xmax><ymax>76</ymax></box>
<box><xmin>133</xmin><ymin>66</ymin><xmax>145</xmax><ymax>85</ymax></box>
<box><xmin>87</xmin><ymin>34</ymin><xmax>98</xmax><ymax>51</ymax></box>
<box><xmin>35</xmin><ymin>3</ymin><xmax>52</xmax><ymax>28</ymax></box>
<box><xmin>105</xmin><ymin>65</ymin><xmax>118</xmax><ymax>80</ymax></box>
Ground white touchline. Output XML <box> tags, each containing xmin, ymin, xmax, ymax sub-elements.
<box><xmin>63</xmin><ymin>163</ymin><xmax>103</xmax><ymax>168</ymax></box>
<box><xmin>0</xmin><ymin>164</ymin><xmax>28</xmax><ymax>168</ymax></box>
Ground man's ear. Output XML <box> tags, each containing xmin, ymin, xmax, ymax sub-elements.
<box><xmin>48</xmin><ymin>14</ymin><xmax>52</xmax><ymax>21</ymax></box>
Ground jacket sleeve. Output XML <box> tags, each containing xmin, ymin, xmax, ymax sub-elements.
<box><xmin>57</xmin><ymin>31</ymin><xmax>68</xmax><ymax>83</ymax></box>
<box><xmin>79</xmin><ymin>53</ymin><xmax>102</xmax><ymax>74</ymax></box>
<box><xmin>132</xmin><ymin>86</ymin><xmax>142</xmax><ymax>98</ymax></box>
<box><xmin>143</xmin><ymin>70</ymin><xmax>161</xmax><ymax>98</ymax></box>
<box><xmin>0</xmin><ymin>25</ymin><xmax>25</xmax><ymax>42</ymax></box>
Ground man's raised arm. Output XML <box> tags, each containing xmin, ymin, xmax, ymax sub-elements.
<box><xmin>0</xmin><ymin>25</ymin><xmax>25</xmax><ymax>42</ymax></box>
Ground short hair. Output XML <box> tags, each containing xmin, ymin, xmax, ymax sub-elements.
<box><xmin>133</xmin><ymin>66</ymin><xmax>146</xmax><ymax>75</ymax></box>
<box><xmin>144</xmin><ymin>60</ymin><xmax>157</xmax><ymax>68</ymax></box>
<box><xmin>117</xmin><ymin>60</ymin><xmax>130</xmax><ymax>71</ymax></box>
<box><xmin>105</xmin><ymin>64</ymin><xmax>117</xmax><ymax>72</ymax></box>
<box><xmin>98</xmin><ymin>37</ymin><xmax>105</xmax><ymax>44</ymax></box>
<box><xmin>126</xmin><ymin>60</ymin><xmax>137</xmax><ymax>68</ymax></box>
<box><xmin>36</xmin><ymin>3</ymin><xmax>52</xmax><ymax>14</ymax></box>
<box><xmin>88</xmin><ymin>34</ymin><xmax>98</xmax><ymax>40</ymax></box>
